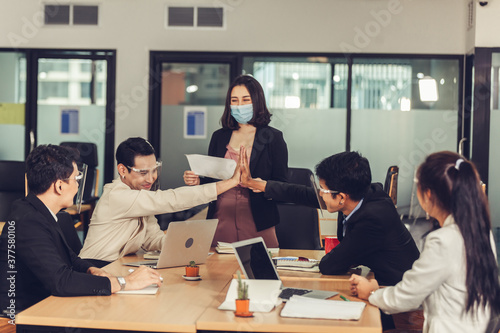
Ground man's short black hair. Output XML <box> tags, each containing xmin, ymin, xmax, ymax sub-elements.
<box><xmin>315</xmin><ymin>151</ymin><xmax>371</xmax><ymax>201</ymax></box>
<box><xmin>26</xmin><ymin>144</ymin><xmax>79</xmax><ymax>195</ymax></box>
<box><xmin>116</xmin><ymin>137</ymin><xmax>156</xmax><ymax>169</ymax></box>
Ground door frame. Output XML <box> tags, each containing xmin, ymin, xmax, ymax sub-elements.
<box><xmin>148</xmin><ymin>51</ymin><xmax>240</xmax><ymax>153</ymax></box>
<box><xmin>25</xmin><ymin>49</ymin><xmax>116</xmax><ymax>184</ymax></box>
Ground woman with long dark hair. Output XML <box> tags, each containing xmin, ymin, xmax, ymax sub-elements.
<box><xmin>183</xmin><ymin>75</ymin><xmax>288</xmax><ymax>247</ymax></box>
<box><xmin>350</xmin><ymin>151</ymin><xmax>500</xmax><ymax>332</ymax></box>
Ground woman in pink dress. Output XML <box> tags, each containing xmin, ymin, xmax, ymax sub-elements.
<box><xmin>184</xmin><ymin>75</ymin><xmax>288</xmax><ymax>247</ymax></box>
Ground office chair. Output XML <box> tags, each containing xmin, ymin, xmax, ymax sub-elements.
<box><xmin>275</xmin><ymin>167</ymin><xmax>322</xmax><ymax>250</ymax></box>
<box><xmin>384</xmin><ymin>165</ymin><xmax>399</xmax><ymax>207</ymax></box>
<box><xmin>0</xmin><ymin>161</ymin><xmax>26</xmax><ymax>221</ymax></box>
<box><xmin>60</xmin><ymin>142</ymin><xmax>100</xmax><ymax>238</ymax></box>
<box><xmin>57</xmin><ymin>211</ymin><xmax>83</xmax><ymax>254</ymax></box>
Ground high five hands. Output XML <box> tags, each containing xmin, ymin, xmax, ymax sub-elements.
<box><xmin>239</xmin><ymin>146</ymin><xmax>266</xmax><ymax>193</ymax></box>
<box><xmin>183</xmin><ymin>146</ymin><xmax>266</xmax><ymax>193</ymax></box>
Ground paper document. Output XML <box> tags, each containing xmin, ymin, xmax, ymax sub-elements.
<box><xmin>216</xmin><ymin>242</ymin><xmax>279</xmax><ymax>254</ymax></box>
<box><xmin>218</xmin><ymin>279</ymin><xmax>282</xmax><ymax>312</ymax></box>
<box><xmin>281</xmin><ymin>295</ymin><xmax>366</xmax><ymax>320</ymax></box>
<box><xmin>116</xmin><ymin>284</ymin><xmax>159</xmax><ymax>295</ymax></box>
<box><xmin>185</xmin><ymin>154</ymin><xmax>236</xmax><ymax>180</ymax></box>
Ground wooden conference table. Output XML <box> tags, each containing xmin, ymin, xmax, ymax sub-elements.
<box><xmin>15</xmin><ymin>250</ymin><xmax>381</xmax><ymax>333</ymax></box>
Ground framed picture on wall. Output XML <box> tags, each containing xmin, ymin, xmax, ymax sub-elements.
<box><xmin>61</xmin><ymin>107</ymin><xmax>79</xmax><ymax>134</ymax></box>
<box><xmin>183</xmin><ymin>106</ymin><xmax>207</xmax><ymax>139</ymax></box>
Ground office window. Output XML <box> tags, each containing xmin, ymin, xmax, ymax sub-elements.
<box><xmin>352</xmin><ymin>58</ymin><xmax>459</xmax><ymax>111</ymax></box>
<box><xmin>38</xmin><ymin>81</ymin><xmax>69</xmax><ymax>100</ymax></box>
<box><xmin>243</xmin><ymin>57</ymin><xmax>336</xmax><ymax>109</ymax></box>
<box><xmin>161</xmin><ymin>63</ymin><xmax>229</xmax><ymax>105</ymax></box>
<box><xmin>38</xmin><ymin>59</ymin><xmax>107</xmax><ymax>105</ymax></box>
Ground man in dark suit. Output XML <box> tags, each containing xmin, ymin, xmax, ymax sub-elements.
<box><xmin>0</xmin><ymin>145</ymin><xmax>162</xmax><ymax>320</ymax></box>
<box><xmin>240</xmin><ymin>150</ymin><xmax>420</xmax><ymax>329</ymax></box>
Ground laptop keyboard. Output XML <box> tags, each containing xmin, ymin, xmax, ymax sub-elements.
<box><xmin>279</xmin><ymin>287</ymin><xmax>313</xmax><ymax>300</ymax></box>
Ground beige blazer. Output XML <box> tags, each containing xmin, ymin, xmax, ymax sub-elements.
<box><xmin>369</xmin><ymin>215</ymin><xmax>496</xmax><ymax>333</ymax></box>
<box><xmin>79</xmin><ymin>178</ymin><xmax>217</xmax><ymax>261</ymax></box>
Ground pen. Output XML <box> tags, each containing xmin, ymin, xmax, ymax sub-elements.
<box><xmin>340</xmin><ymin>295</ymin><xmax>350</xmax><ymax>302</ymax></box>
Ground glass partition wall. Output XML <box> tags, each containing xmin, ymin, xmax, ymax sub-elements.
<box><xmin>150</xmin><ymin>53</ymin><xmax>463</xmax><ymax>215</ymax></box>
<box><xmin>350</xmin><ymin>58</ymin><xmax>460</xmax><ymax>212</ymax></box>
<box><xmin>490</xmin><ymin>53</ymin><xmax>500</xmax><ymax>238</ymax></box>
<box><xmin>0</xmin><ymin>51</ymin><xmax>27</xmax><ymax>161</ymax></box>
<box><xmin>36</xmin><ymin>57</ymin><xmax>108</xmax><ymax>191</ymax></box>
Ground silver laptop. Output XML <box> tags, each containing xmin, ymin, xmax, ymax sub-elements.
<box><xmin>232</xmin><ymin>237</ymin><xmax>338</xmax><ymax>301</ymax></box>
<box><xmin>125</xmin><ymin>219</ymin><xmax>218</xmax><ymax>269</ymax></box>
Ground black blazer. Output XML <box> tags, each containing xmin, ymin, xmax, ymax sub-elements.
<box><xmin>0</xmin><ymin>194</ymin><xmax>111</xmax><ymax>314</ymax></box>
<box><xmin>265</xmin><ymin>182</ymin><xmax>420</xmax><ymax>286</ymax></box>
<box><xmin>202</xmin><ymin>126</ymin><xmax>288</xmax><ymax>231</ymax></box>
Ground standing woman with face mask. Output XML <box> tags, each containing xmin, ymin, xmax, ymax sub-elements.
<box><xmin>183</xmin><ymin>75</ymin><xmax>288</xmax><ymax>247</ymax></box>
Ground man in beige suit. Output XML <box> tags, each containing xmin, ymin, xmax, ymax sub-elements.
<box><xmin>79</xmin><ymin>137</ymin><xmax>239</xmax><ymax>265</ymax></box>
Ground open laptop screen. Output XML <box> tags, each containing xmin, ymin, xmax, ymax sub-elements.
<box><xmin>232</xmin><ymin>237</ymin><xmax>280</xmax><ymax>280</ymax></box>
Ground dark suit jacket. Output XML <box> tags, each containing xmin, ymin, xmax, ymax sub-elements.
<box><xmin>265</xmin><ymin>182</ymin><xmax>420</xmax><ymax>286</ymax></box>
<box><xmin>202</xmin><ymin>126</ymin><xmax>288</xmax><ymax>231</ymax></box>
<box><xmin>0</xmin><ymin>194</ymin><xmax>111</xmax><ymax>314</ymax></box>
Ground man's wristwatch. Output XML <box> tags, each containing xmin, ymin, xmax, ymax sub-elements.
<box><xmin>117</xmin><ymin>276</ymin><xmax>126</xmax><ymax>291</ymax></box>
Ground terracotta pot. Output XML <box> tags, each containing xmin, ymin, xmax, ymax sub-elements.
<box><xmin>185</xmin><ymin>266</ymin><xmax>199</xmax><ymax>277</ymax></box>
<box><xmin>235</xmin><ymin>299</ymin><xmax>250</xmax><ymax>314</ymax></box>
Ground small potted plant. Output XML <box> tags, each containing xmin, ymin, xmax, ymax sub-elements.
<box><xmin>235</xmin><ymin>270</ymin><xmax>251</xmax><ymax>316</ymax></box>
<box><xmin>185</xmin><ymin>260</ymin><xmax>199</xmax><ymax>277</ymax></box>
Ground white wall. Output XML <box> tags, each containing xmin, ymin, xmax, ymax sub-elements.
<box><xmin>475</xmin><ymin>0</ymin><xmax>500</xmax><ymax>46</ymax></box>
<box><xmin>0</xmin><ymin>0</ymin><xmax>469</xmax><ymax>146</ymax></box>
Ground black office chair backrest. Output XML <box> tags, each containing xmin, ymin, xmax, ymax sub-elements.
<box><xmin>60</xmin><ymin>142</ymin><xmax>99</xmax><ymax>203</ymax></box>
<box><xmin>0</xmin><ymin>161</ymin><xmax>26</xmax><ymax>221</ymax></box>
<box><xmin>383</xmin><ymin>165</ymin><xmax>398</xmax><ymax>206</ymax></box>
<box><xmin>275</xmin><ymin>167</ymin><xmax>322</xmax><ymax>250</ymax></box>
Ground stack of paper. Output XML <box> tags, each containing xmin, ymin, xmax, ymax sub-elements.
<box><xmin>215</xmin><ymin>242</ymin><xmax>279</xmax><ymax>254</ymax></box>
<box><xmin>215</xmin><ymin>242</ymin><xmax>235</xmax><ymax>254</ymax></box>
<box><xmin>274</xmin><ymin>256</ymin><xmax>320</xmax><ymax>272</ymax></box>
<box><xmin>116</xmin><ymin>284</ymin><xmax>159</xmax><ymax>295</ymax></box>
<box><xmin>218</xmin><ymin>279</ymin><xmax>282</xmax><ymax>312</ymax></box>
<box><xmin>281</xmin><ymin>295</ymin><xmax>366</xmax><ymax>320</ymax></box>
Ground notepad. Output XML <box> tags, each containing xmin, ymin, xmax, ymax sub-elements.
<box><xmin>218</xmin><ymin>279</ymin><xmax>282</xmax><ymax>312</ymax></box>
<box><xmin>215</xmin><ymin>241</ymin><xmax>279</xmax><ymax>254</ymax></box>
<box><xmin>115</xmin><ymin>284</ymin><xmax>159</xmax><ymax>295</ymax></box>
<box><xmin>274</xmin><ymin>256</ymin><xmax>320</xmax><ymax>272</ymax></box>
<box><xmin>281</xmin><ymin>295</ymin><xmax>366</xmax><ymax>320</ymax></box>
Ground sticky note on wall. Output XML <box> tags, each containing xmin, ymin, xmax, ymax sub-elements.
<box><xmin>0</xmin><ymin>103</ymin><xmax>25</xmax><ymax>125</ymax></box>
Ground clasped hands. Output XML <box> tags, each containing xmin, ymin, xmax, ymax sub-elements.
<box><xmin>349</xmin><ymin>274</ymin><xmax>380</xmax><ymax>300</ymax></box>
<box><xmin>183</xmin><ymin>146</ymin><xmax>265</xmax><ymax>192</ymax></box>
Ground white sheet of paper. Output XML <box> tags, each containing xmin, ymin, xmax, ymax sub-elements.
<box><xmin>115</xmin><ymin>284</ymin><xmax>159</xmax><ymax>295</ymax></box>
<box><xmin>280</xmin><ymin>295</ymin><xmax>366</xmax><ymax>320</ymax></box>
<box><xmin>218</xmin><ymin>279</ymin><xmax>282</xmax><ymax>312</ymax></box>
<box><xmin>185</xmin><ymin>154</ymin><xmax>236</xmax><ymax>180</ymax></box>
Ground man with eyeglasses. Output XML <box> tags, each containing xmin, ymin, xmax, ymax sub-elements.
<box><xmin>79</xmin><ymin>137</ymin><xmax>240</xmax><ymax>265</ymax></box>
<box><xmin>0</xmin><ymin>145</ymin><xmax>163</xmax><ymax>317</ymax></box>
<box><xmin>240</xmin><ymin>150</ymin><xmax>420</xmax><ymax>330</ymax></box>
<box><xmin>240</xmin><ymin>150</ymin><xmax>419</xmax><ymax>285</ymax></box>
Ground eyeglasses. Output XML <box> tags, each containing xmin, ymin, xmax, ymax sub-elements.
<box><xmin>63</xmin><ymin>171</ymin><xmax>84</xmax><ymax>183</ymax></box>
<box><xmin>318</xmin><ymin>188</ymin><xmax>339</xmax><ymax>195</ymax></box>
<box><xmin>127</xmin><ymin>161</ymin><xmax>162</xmax><ymax>177</ymax></box>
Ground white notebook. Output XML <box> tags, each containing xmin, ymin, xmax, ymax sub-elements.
<box><xmin>281</xmin><ymin>295</ymin><xmax>366</xmax><ymax>320</ymax></box>
<box><xmin>218</xmin><ymin>279</ymin><xmax>282</xmax><ymax>312</ymax></box>
<box><xmin>115</xmin><ymin>284</ymin><xmax>159</xmax><ymax>295</ymax></box>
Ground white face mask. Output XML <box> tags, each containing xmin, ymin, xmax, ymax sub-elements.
<box><xmin>230</xmin><ymin>104</ymin><xmax>254</xmax><ymax>124</ymax></box>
